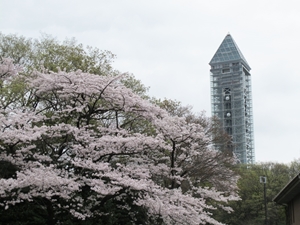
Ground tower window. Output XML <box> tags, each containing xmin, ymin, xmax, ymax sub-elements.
<box><xmin>222</xmin><ymin>68</ymin><xmax>230</xmax><ymax>73</ymax></box>
<box><xmin>226</xmin><ymin>127</ymin><xmax>232</xmax><ymax>135</ymax></box>
<box><xmin>226</xmin><ymin>119</ymin><xmax>232</xmax><ymax>126</ymax></box>
<box><xmin>225</xmin><ymin>103</ymin><xmax>231</xmax><ymax>109</ymax></box>
<box><xmin>224</xmin><ymin>88</ymin><xmax>231</xmax><ymax>94</ymax></box>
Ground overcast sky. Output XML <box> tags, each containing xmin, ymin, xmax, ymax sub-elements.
<box><xmin>1</xmin><ymin>0</ymin><xmax>300</xmax><ymax>164</ymax></box>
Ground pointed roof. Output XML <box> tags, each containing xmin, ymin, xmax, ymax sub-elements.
<box><xmin>209</xmin><ymin>34</ymin><xmax>250</xmax><ymax>69</ymax></box>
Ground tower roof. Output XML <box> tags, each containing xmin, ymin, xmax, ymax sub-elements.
<box><xmin>209</xmin><ymin>34</ymin><xmax>250</xmax><ymax>69</ymax></box>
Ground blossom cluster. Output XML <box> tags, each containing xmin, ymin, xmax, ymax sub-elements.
<box><xmin>0</xmin><ymin>59</ymin><xmax>239</xmax><ymax>224</ymax></box>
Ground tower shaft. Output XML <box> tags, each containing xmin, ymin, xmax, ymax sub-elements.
<box><xmin>209</xmin><ymin>34</ymin><xmax>255</xmax><ymax>164</ymax></box>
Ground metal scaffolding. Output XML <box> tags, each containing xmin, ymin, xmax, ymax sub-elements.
<box><xmin>209</xmin><ymin>34</ymin><xmax>255</xmax><ymax>164</ymax></box>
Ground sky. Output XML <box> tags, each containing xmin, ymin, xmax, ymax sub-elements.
<box><xmin>1</xmin><ymin>0</ymin><xmax>300</xmax><ymax>164</ymax></box>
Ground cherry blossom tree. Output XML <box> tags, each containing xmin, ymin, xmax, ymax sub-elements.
<box><xmin>0</xmin><ymin>58</ymin><xmax>239</xmax><ymax>224</ymax></box>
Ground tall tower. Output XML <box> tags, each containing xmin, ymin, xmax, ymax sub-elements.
<box><xmin>209</xmin><ymin>34</ymin><xmax>255</xmax><ymax>164</ymax></box>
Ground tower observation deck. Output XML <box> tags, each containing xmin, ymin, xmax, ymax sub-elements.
<box><xmin>209</xmin><ymin>34</ymin><xmax>255</xmax><ymax>164</ymax></box>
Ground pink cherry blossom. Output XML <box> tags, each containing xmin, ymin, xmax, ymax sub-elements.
<box><xmin>0</xmin><ymin>59</ymin><xmax>239</xmax><ymax>224</ymax></box>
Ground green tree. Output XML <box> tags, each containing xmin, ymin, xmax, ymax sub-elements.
<box><xmin>0</xmin><ymin>33</ymin><xmax>115</xmax><ymax>75</ymax></box>
<box><xmin>214</xmin><ymin>162</ymin><xmax>290</xmax><ymax>225</ymax></box>
<box><xmin>289</xmin><ymin>158</ymin><xmax>300</xmax><ymax>178</ymax></box>
<box><xmin>0</xmin><ymin>33</ymin><xmax>150</xmax><ymax>111</ymax></box>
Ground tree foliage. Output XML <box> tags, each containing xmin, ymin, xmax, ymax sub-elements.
<box><xmin>0</xmin><ymin>56</ymin><xmax>239</xmax><ymax>225</ymax></box>
<box><xmin>0</xmin><ymin>32</ymin><xmax>150</xmax><ymax>101</ymax></box>
<box><xmin>0</xmin><ymin>33</ymin><xmax>115</xmax><ymax>75</ymax></box>
<box><xmin>213</xmin><ymin>162</ymin><xmax>297</xmax><ymax>225</ymax></box>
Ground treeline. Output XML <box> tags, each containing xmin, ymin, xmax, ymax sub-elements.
<box><xmin>213</xmin><ymin>160</ymin><xmax>300</xmax><ymax>225</ymax></box>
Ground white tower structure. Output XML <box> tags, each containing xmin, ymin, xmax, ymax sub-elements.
<box><xmin>209</xmin><ymin>34</ymin><xmax>255</xmax><ymax>164</ymax></box>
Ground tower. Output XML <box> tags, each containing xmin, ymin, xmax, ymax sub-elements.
<box><xmin>209</xmin><ymin>34</ymin><xmax>255</xmax><ymax>164</ymax></box>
